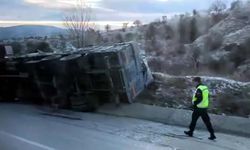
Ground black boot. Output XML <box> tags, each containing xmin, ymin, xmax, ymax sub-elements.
<box><xmin>184</xmin><ymin>131</ymin><xmax>193</xmax><ymax>137</ymax></box>
<box><xmin>208</xmin><ymin>134</ymin><xmax>216</xmax><ymax>140</ymax></box>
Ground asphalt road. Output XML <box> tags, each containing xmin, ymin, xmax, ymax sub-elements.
<box><xmin>0</xmin><ymin>104</ymin><xmax>249</xmax><ymax>150</ymax></box>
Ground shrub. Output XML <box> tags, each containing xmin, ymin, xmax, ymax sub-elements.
<box><xmin>217</xmin><ymin>88</ymin><xmax>250</xmax><ymax>117</ymax></box>
<box><xmin>207</xmin><ymin>56</ymin><xmax>234</xmax><ymax>74</ymax></box>
<box><xmin>228</xmin><ymin>45</ymin><xmax>248</xmax><ymax>68</ymax></box>
<box><xmin>10</xmin><ymin>42</ymin><xmax>23</xmax><ymax>55</ymax></box>
<box><xmin>205</xmin><ymin>32</ymin><xmax>223</xmax><ymax>51</ymax></box>
<box><xmin>37</xmin><ymin>42</ymin><xmax>51</xmax><ymax>52</ymax></box>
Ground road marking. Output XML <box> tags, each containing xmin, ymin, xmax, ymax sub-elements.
<box><xmin>0</xmin><ymin>130</ymin><xmax>56</xmax><ymax>150</ymax></box>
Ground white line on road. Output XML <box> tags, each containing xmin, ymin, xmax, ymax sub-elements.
<box><xmin>0</xmin><ymin>130</ymin><xmax>56</xmax><ymax>150</ymax></box>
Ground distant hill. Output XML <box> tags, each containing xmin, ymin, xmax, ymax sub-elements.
<box><xmin>0</xmin><ymin>25</ymin><xmax>66</xmax><ymax>40</ymax></box>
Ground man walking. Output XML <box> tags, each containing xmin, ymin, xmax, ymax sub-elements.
<box><xmin>184</xmin><ymin>77</ymin><xmax>216</xmax><ymax>140</ymax></box>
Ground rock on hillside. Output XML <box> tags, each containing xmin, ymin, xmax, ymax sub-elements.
<box><xmin>190</xmin><ymin>2</ymin><xmax>250</xmax><ymax>81</ymax></box>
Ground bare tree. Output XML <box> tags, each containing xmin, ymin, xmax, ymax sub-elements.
<box><xmin>209</xmin><ymin>0</ymin><xmax>226</xmax><ymax>14</ymax></box>
<box><xmin>133</xmin><ymin>20</ymin><xmax>142</xmax><ymax>27</ymax></box>
<box><xmin>105</xmin><ymin>24</ymin><xmax>111</xmax><ymax>32</ymax></box>
<box><xmin>192</xmin><ymin>48</ymin><xmax>200</xmax><ymax>70</ymax></box>
<box><xmin>209</xmin><ymin>0</ymin><xmax>227</xmax><ymax>25</ymax></box>
<box><xmin>63</xmin><ymin>0</ymin><xmax>93</xmax><ymax>48</ymax></box>
<box><xmin>190</xmin><ymin>13</ymin><xmax>198</xmax><ymax>42</ymax></box>
<box><xmin>162</xmin><ymin>16</ymin><xmax>167</xmax><ymax>22</ymax></box>
<box><xmin>122</xmin><ymin>22</ymin><xmax>129</xmax><ymax>32</ymax></box>
<box><xmin>230</xmin><ymin>0</ymin><xmax>242</xmax><ymax>10</ymax></box>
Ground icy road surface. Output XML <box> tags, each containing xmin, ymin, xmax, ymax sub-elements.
<box><xmin>0</xmin><ymin>104</ymin><xmax>249</xmax><ymax>150</ymax></box>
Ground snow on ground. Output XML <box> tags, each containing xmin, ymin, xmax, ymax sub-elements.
<box><xmin>154</xmin><ymin>72</ymin><xmax>250</xmax><ymax>86</ymax></box>
<box><xmin>137</xmin><ymin>72</ymin><xmax>250</xmax><ymax>117</ymax></box>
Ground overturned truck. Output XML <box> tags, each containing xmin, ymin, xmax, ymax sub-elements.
<box><xmin>0</xmin><ymin>42</ymin><xmax>153</xmax><ymax>111</ymax></box>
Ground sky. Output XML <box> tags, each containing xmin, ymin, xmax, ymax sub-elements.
<box><xmin>0</xmin><ymin>0</ymin><xmax>235</xmax><ymax>29</ymax></box>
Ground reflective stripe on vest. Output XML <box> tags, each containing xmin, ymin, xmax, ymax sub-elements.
<box><xmin>192</xmin><ymin>85</ymin><xmax>209</xmax><ymax>108</ymax></box>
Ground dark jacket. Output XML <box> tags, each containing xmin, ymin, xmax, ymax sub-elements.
<box><xmin>193</xmin><ymin>84</ymin><xmax>203</xmax><ymax>109</ymax></box>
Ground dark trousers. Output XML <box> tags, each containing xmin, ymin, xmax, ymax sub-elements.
<box><xmin>189</xmin><ymin>108</ymin><xmax>215</xmax><ymax>135</ymax></box>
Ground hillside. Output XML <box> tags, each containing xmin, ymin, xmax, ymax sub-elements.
<box><xmin>102</xmin><ymin>1</ymin><xmax>250</xmax><ymax>82</ymax></box>
<box><xmin>189</xmin><ymin>2</ymin><xmax>250</xmax><ymax>81</ymax></box>
<box><xmin>0</xmin><ymin>25</ymin><xmax>65</xmax><ymax>40</ymax></box>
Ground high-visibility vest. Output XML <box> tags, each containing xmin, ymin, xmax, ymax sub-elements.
<box><xmin>192</xmin><ymin>85</ymin><xmax>209</xmax><ymax>108</ymax></box>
